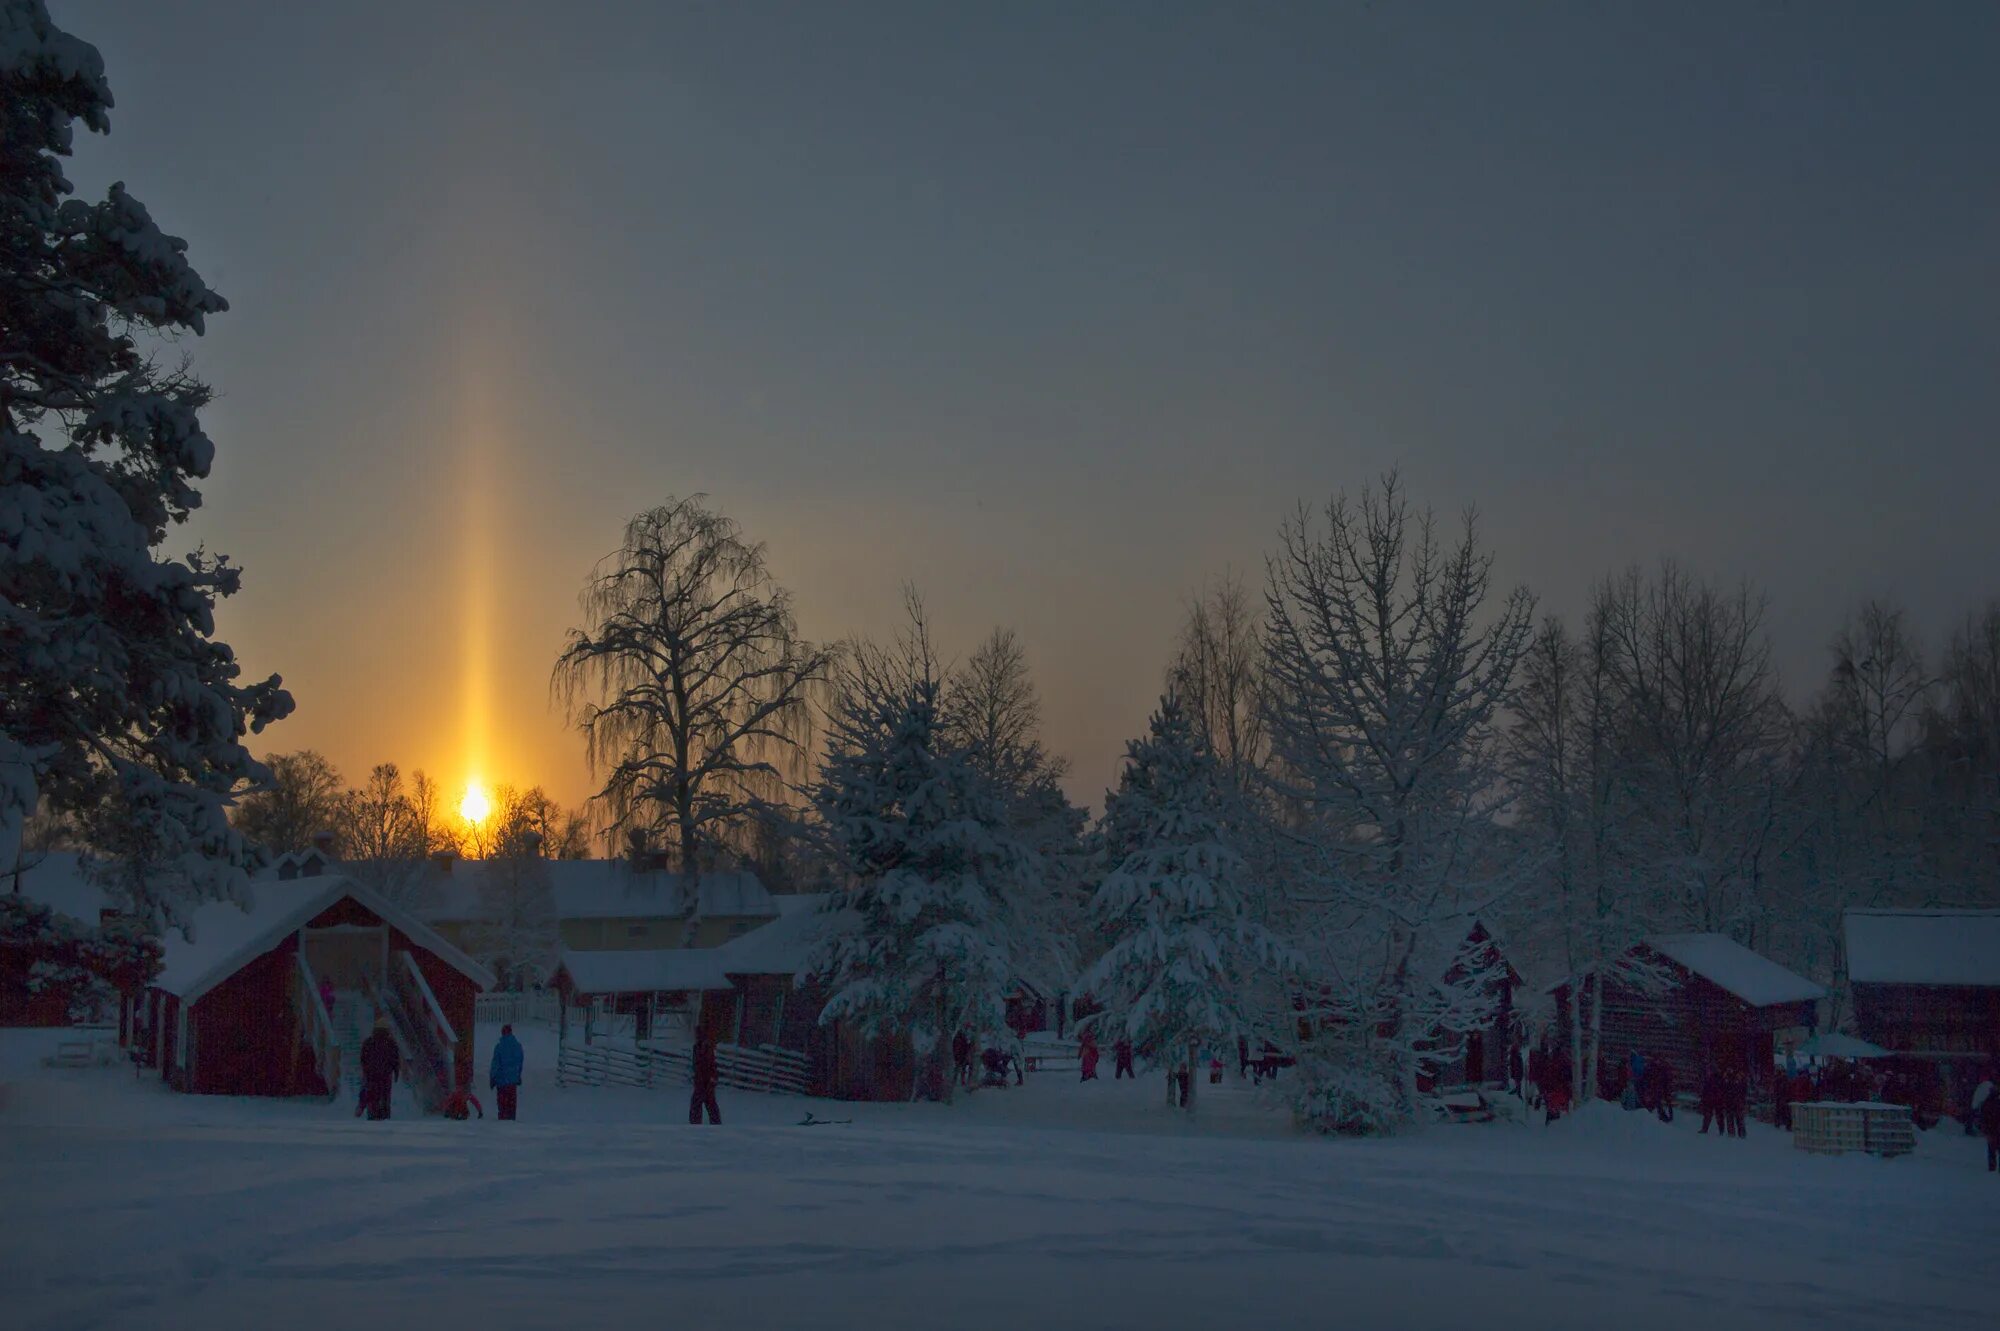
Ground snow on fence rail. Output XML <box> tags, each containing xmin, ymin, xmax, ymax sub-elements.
<box><xmin>475</xmin><ymin>992</ymin><xmax>560</xmax><ymax>1027</ymax></box>
<box><xmin>555</xmin><ymin>1040</ymin><xmax>810</xmax><ymax>1096</ymax></box>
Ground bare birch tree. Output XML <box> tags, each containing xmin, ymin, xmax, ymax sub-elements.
<box><xmin>1592</xmin><ymin>564</ymin><xmax>1793</xmax><ymax>940</ymax></box>
<box><xmin>553</xmin><ymin>497</ymin><xmax>833</xmax><ymax>874</ymax></box>
<box><xmin>1167</xmin><ymin>572</ymin><xmax>1268</xmax><ymax>783</ymax></box>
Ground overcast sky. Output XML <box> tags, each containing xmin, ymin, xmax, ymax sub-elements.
<box><xmin>58</xmin><ymin>1</ymin><xmax>2000</xmax><ymax>814</ymax></box>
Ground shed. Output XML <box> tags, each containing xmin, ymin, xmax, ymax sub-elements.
<box><xmin>1844</xmin><ymin>908</ymin><xmax>2000</xmax><ymax>1117</ymax></box>
<box><xmin>552</xmin><ymin>945</ymin><xmax>737</xmax><ymax>1044</ymax></box>
<box><xmin>1553</xmin><ymin>933</ymin><xmax>1824</xmax><ymax>1097</ymax></box>
<box><xmin>138</xmin><ymin>875</ymin><xmax>491</xmax><ymax>1102</ymax></box>
<box><xmin>1844</xmin><ymin>908</ymin><xmax>2000</xmax><ymax>1061</ymax></box>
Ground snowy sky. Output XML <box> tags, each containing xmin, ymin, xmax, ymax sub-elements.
<box><xmin>55</xmin><ymin>1</ymin><xmax>2000</xmax><ymax>815</ymax></box>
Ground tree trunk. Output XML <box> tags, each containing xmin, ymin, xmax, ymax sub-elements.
<box><xmin>935</xmin><ymin>964</ymin><xmax>952</xmax><ymax>1105</ymax></box>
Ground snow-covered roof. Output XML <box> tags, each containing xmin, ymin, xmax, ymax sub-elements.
<box><xmin>556</xmin><ymin>946</ymin><xmax>736</xmax><ymax>995</ymax></box>
<box><xmin>5</xmin><ymin>851</ymin><xmax>115</xmax><ymax>924</ymax></box>
<box><xmin>154</xmin><ymin>875</ymin><xmax>495</xmax><ymax>1003</ymax></box>
<box><xmin>1844</xmin><ymin>909</ymin><xmax>2000</xmax><ymax>987</ymax></box>
<box><xmin>1647</xmin><ymin>934</ymin><xmax>1825</xmax><ymax>1008</ymax></box>
<box><xmin>1797</xmin><ymin>1032</ymin><xmax>1890</xmax><ymax>1060</ymax></box>
<box><xmin>409</xmin><ymin>860</ymin><xmax>776</xmax><ymax>924</ymax></box>
<box><xmin>1411</xmin><ymin>917</ymin><xmax>1518</xmax><ymax>986</ymax></box>
<box><xmin>708</xmin><ymin>894</ymin><xmax>853</xmax><ymax>977</ymax></box>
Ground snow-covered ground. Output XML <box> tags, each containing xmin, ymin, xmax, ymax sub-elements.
<box><xmin>2</xmin><ymin>1023</ymin><xmax>1993</xmax><ymax>1331</ymax></box>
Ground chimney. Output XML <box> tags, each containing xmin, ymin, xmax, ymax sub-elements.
<box><xmin>431</xmin><ymin>850</ymin><xmax>456</xmax><ymax>874</ymax></box>
<box><xmin>522</xmin><ymin>829</ymin><xmax>544</xmax><ymax>856</ymax></box>
<box><xmin>625</xmin><ymin>827</ymin><xmax>649</xmax><ymax>867</ymax></box>
<box><xmin>310</xmin><ymin>829</ymin><xmax>337</xmax><ymax>858</ymax></box>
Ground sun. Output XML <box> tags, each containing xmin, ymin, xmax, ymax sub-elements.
<box><xmin>459</xmin><ymin>781</ymin><xmax>492</xmax><ymax>825</ymax></box>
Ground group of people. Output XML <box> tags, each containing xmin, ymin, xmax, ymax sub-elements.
<box><xmin>1072</xmin><ymin>1029</ymin><xmax>1137</xmax><ymax>1083</ymax></box>
<box><xmin>352</xmin><ymin>1019</ymin><xmax>724</xmax><ymax>1127</ymax></box>
<box><xmin>1697</xmin><ymin>1062</ymin><xmax>1750</xmax><ymax>1137</ymax></box>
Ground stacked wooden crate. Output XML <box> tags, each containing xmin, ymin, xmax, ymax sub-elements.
<box><xmin>1792</xmin><ymin>1101</ymin><xmax>1916</xmax><ymax>1157</ymax></box>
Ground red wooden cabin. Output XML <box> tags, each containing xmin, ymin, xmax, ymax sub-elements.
<box><xmin>1552</xmin><ymin>933</ymin><xmax>1823</xmax><ymax>1100</ymax></box>
<box><xmin>133</xmin><ymin>875</ymin><xmax>491</xmax><ymax>1106</ymax></box>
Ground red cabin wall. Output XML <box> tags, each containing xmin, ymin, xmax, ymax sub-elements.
<box><xmin>189</xmin><ymin>937</ymin><xmax>303</xmax><ymax>1097</ymax></box>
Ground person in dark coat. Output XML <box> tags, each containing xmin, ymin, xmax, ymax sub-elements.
<box><xmin>1651</xmin><ymin>1056</ymin><xmax>1676</xmax><ymax>1123</ymax></box>
<box><xmin>1078</xmin><ymin>1029</ymin><xmax>1100</xmax><ymax>1082</ymax></box>
<box><xmin>1508</xmin><ymin>1042</ymin><xmax>1525</xmax><ymax>1100</ymax></box>
<box><xmin>1698</xmin><ymin>1064</ymin><xmax>1724</xmax><ymax>1135</ymax></box>
<box><xmin>1113</xmin><ymin>1037</ymin><xmax>1135</xmax><ymax>1080</ymax></box>
<box><xmin>1772</xmin><ymin>1061</ymin><xmax>1794</xmax><ymax>1131</ymax></box>
<box><xmin>359</xmin><ymin>1017</ymin><xmax>400</xmax><ymax>1121</ymax></box>
<box><xmin>690</xmin><ymin>1025</ymin><xmax>721</xmax><ymax>1124</ymax></box>
<box><xmin>1540</xmin><ymin>1044</ymin><xmax>1572</xmax><ymax>1125</ymax></box>
<box><xmin>1723</xmin><ymin>1066</ymin><xmax>1749</xmax><ymax>1138</ymax></box>
<box><xmin>690</xmin><ymin>1025</ymin><xmax>722</xmax><ymax>1124</ymax></box>
<box><xmin>1972</xmin><ymin>1073</ymin><xmax>1999</xmax><ymax>1172</ymax></box>
<box><xmin>489</xmin><ymin>1024</ymin><xmax>525</xmax><ymax>1120</ymax></box>
<box><xmin>951</xmin><ymin>1030</ymin><xmax>973</xmax><ymax>1088</ymax></box>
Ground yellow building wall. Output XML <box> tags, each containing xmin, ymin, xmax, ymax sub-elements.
<box><xmin>555</xmin><ymin>915</ymin><xmax>771</xmax><ymax>951</ymax></box>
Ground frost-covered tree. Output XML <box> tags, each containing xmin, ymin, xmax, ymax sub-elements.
<box><xmin>554</xmin><ymin>496</ymin><xmax>833</xmax><ymax>873</ymax></box>
<box><xmin>1261</xmin><ymin>476</ymin><xmax>1533</xmax><ymax>1132</ymax></box>
<box><xmin>1084</xmin><ymin>693</ymin><xmax>1290</xmax><ymax>1111</ymax></box>
<box><xmin>1</xmin><ymin>1</ymin><xmax>292</xmax><ymax>931</ymax></box>
<box><xmin>943</xmin><ymin>626</ymin><xmax>1086</xmax><ymax>1007</ymax></box>
<box><xmin>1593</xmin><ymin>564</ymin><xmax>1794</xmax><ymax>941</ymax></box>
<box><xmin>232</xmin><ymin>751</ymin><xmax>343</xmax><ymax>856</ymax></box>
<box><xmin>333</xmin><ymin>763</ymin><xmax>433</xmax><ymax>904</ymax></box>
<box><xmin>1505</xmin><ymin>612</ymin><xmax>1672</xmax><ymax>1103</ymax></box>
<box><xmin>464</xmin><ymin>848</ymin><xmax>556</xmax><ymax>991</ymax></box>
<box><xmin>1167</xmin><ymin>572</ymin><xmax>1268</xmax><ymax>786</ymax></box>
<box><xmin>809</xmin><ymin>608</ymin><xmax>1032</xmax><ymax>1103</ymax></box>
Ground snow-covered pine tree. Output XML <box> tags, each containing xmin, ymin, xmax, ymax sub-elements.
<box><xmin>808</xmin><ymin>613</ymin><xmax>1032</xmax><ymax>1103</ymax></box>
<box><xmin>2</xmin><ymin>1</ymin><xmax>291</xmax><ymax>931</ymax></box>
<box><xmin>1084</xmin><ymin>693</ymin><xmax>1291</xmax><ymax>1111</ymax></box>
<box><xmin>942</xmin><ymin>628</ymin><xmax>1087</xmax><ymax>1023</ymax></box>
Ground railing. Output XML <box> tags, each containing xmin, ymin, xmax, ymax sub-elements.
<box><xmin>475</xmin><ymin>992</ymin><xmax>560</xmax><ymax>1027</ymax></box>
<box><xmin>365</xmin><ymin>958</ymin><xmax>453</xmax><ymax>1115</ymax></box>
<box><xmin>294</xmin><ymin>953</ymin><xmax>341</xmax><ymax>1099</ymax></box>
<box><xmin>394</xmin><ymin>951</ymin><xmax>458</xmax><ymax>1051</ymax></box>
<box><xmin>555</xmin><ymin>1038</ymin><xmax>808</xmax><ymax>1096</ymax></box>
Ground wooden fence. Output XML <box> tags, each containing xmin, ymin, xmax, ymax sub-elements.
<box><xmin>556</xmin><ymin>1039</ymin><xmax>810</xmax><ymax>1097</ymax></box>
<box><xmin>475</xmin><ymin>992</ymin><xmax>561</xmax><ymax>1028</ymax></box>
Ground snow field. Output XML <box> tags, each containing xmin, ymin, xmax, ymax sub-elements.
<box><xmin>2</xmin><ymin>1024</ymin><xmax>1994</xmax><ymax>1331</ymax></box>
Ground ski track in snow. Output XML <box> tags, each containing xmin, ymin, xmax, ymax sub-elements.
<box><xmin>3</xmin><ymin>1027</ymin><xmax>1993</xmax><ymax>1331</ymax></box>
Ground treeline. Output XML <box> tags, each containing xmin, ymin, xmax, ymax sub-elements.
<box><xmin>232</xmin><ymin>756</ymin><xmax>593</xmax><ymax>865</ymax></box>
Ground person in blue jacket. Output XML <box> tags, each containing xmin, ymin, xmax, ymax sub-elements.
<box><xmin>489</xmin><ymin>1024</ymin><xmax>525</xmax><ymax>1120</ymax></box>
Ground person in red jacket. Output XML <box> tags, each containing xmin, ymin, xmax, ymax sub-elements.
<box><xmin>690</xmin><ymin>1025</ymin><xmax>721</xmax><ymax>1125</ymax></box>
<box><xmin>1078</xmin><ymin>1029</ymin><xmax>1100</xmax><ymax>1082</ymax></box>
